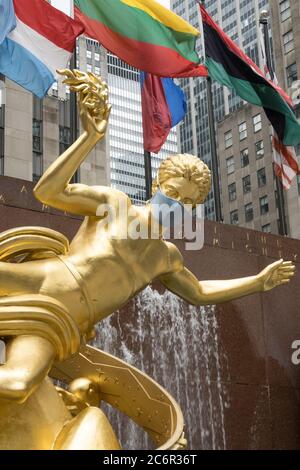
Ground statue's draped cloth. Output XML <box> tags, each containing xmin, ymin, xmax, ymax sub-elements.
<box><xmin>0</xmin><ymin>227</ymin><xmax>81</xmax><ymax>361</ymax></box>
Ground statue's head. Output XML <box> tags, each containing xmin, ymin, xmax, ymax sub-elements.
<box><xmin>152</xmin><ymin>154</ymin><xmax>211</xmax><ymax>207</ymax></box>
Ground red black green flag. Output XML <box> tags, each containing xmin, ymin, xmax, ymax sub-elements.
<box><xmin>200</xmin><ymin>4</ymin><xmax>300</xmax><ymax>147</ymax></box>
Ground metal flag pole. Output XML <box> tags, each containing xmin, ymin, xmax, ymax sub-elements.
<box><xmin>259</xmin><ymin>11</ymin><xmax>288</xmax><ymax>236</ymax></box>
<box><xmin>206</xmin><ymin>76</ymin><xmax>223</xmax><ymax>222</ymax></box>
<box><xmin>197</xmin><ymin>0</ymin><xmax>222</xmax><ymax>222</ymax></box>
<box><xmin>144</xmin><ymin>150</ymin><xmax>153</xmax><ymax>200</ymax></box>
<box><xmin>70</xmin><ymin>45</ymin><xmax>79</xmax><ymax>183</ymax></box>
<box><xmin>141</xmin><ymin>72</ymin><xmax>153</xmax><ymax>200</ymax></box>
<box><xmin>67</xmin><ymin>2</ymin><xmax>79</xmax><ymax>183</ymax></box>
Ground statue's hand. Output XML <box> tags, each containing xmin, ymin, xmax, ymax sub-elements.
<box><xmin>258</xmin><ymin>259</ymin><xmax>295</xmax><ymax>292</ymax></box>
<box><xmin>56</xmin><ymin>387</ymin><xmax>87</xmax><ymax>417</ymax></box>
<box><xmin>57</xmin><ymin>378</ymin><xmax>101</xmax><ymax>416</ymax></box>
<box><xmin>57</xmin><ymin>69</ymin><xmax>111</xmax><ymax>138</ymax></box>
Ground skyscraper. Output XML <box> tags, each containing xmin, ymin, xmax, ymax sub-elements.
<box><xmin>79</xmin><ymin>38</ymin><xmax>177</xmax><ymax>204</ymax></box>
<box><xmin>269</xmin><ymin>0</ymin><xmax>300</xmax><ymax>238</ymax></box>
<box><xmin>107</xmin><ymin>53</ymin><xmax>177</xmax><ymax>204</ymax></box>
<box><xmin>171</xmin><ymin>0</ymin><xmax>300</xmax><ymax>237</ymax></box>
<box><xmin>171</xmin><ymin>0</ymin><xmax>269</xmax><ymax>216</ymax></box>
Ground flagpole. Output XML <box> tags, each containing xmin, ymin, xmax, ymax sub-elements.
<box><xmin>69</xmin><ymin>2</ymin><xmax>79</xmax><ymax>183</ymax></box>
<box><xmin>198</xmin><ymin>1</ymin><xmax>222</xmax><ymax>222</ymax></box>
<box><xmin>259</xmin><ymin>11</ymin><xmax>288</xmax><ymax>236</ymax></box>
<box><xmin>144</xmin><ymin>150</ymin><xmax>153</xmax><ymax>200</ymax></box>
<box><xmin>70</xmin><ymin>44</ymin><xmax>79</xmax><ymax>183</ymax></box>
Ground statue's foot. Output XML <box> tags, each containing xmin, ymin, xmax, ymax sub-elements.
<box><xmin>53</xmin><ymin>407</ymin><xmax>121</xmax><ymax>450</ymax></box>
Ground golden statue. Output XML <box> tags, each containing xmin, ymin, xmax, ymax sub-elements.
<box><xmin>0</xmin><ymin>70</ymin><xmax>295</xmax><ymax>450</ymax></box>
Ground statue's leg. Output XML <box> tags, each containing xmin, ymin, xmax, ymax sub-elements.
<box><xmin>0</xmin><ymin>261</ymin><xmax>43</xmax><ymax>296</ymax></box>
<box><xmin>53</xmin><ymin>407</ymin><xmax>121</xmax><ymax>450</ymax></box>
<box><xmin>0</xmin><ymin>335</ymin><xmax>55</xmax><ymax>403</ymax></box>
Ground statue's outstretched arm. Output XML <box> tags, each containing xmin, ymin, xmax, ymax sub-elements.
<box><xmin>34</xmin><ymin>70</ymin><xmax>112</xmax><ymax>216</ymax></box>
<box><xmin>159</xmin><ymin>259</ymin><xmax>295</xmax><ymax>306</ymax></box>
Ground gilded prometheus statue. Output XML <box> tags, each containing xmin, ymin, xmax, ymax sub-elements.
<box><xmin>0</xmin><ymin>70</ymin><xmax>295</xmax><ymax>450</ymax></box>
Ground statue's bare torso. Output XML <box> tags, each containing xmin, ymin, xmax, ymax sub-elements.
<box><xmin>66</xmin><ymin>213</ymin><xmax>170</xmax><ymax>320</ymax></box>
<box><xmin>61</xmin><ymin>194</ymin><xmax>174</xmax><ymax>327</ymax></box>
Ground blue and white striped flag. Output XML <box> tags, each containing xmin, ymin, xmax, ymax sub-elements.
<box><xmin>0</xmin><ymin>0</ymin><xmax>16</xmax><ymax>45</ymax></box>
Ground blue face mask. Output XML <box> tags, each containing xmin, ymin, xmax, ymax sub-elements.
<box><xmin>150</xmin><ymin>188</ymin><xmax>192</xmax><ymax>230</ymax></box>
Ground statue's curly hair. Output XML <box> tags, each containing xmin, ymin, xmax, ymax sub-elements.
<box><xmin>152</xmin><ymin>154</ymin><xmax>211</xmax><ymax>205</ymax></box>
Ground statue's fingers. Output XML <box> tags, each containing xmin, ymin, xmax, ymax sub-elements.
<box><xmin>269</xmin><ymin>259</ymin><xmax>283</xmax><ymax>269</ymax></box>
<box><xmin>81</xmin><ymin>93</ymin><xmax>92</xmax><ymax>105</ymax></box>
<box><xmin>101</xmin><ymin>106</ymin><xmax>111</xmax><ymax>123</ymax></box>
<box><xmin>280</xmin><ymin>265</ymin><xmax>296</xmax><ymax>271</ymax></box>
<box><xmin>278</xmin><ymin>269</ymin><xmax>296</xmax><ymax>277</ymax></box>
<box><xmin>279</xmin><ymin>279</ymin><xmax>290</xmax><ymax>284</ymax></box>
<box><xmin>282</xmin><ymin>261</ymin><xmax>294</xmax><ymax>266</ymax></box>
<box><xmin>281</xmin><ymin>271</ymin><xmax>295</xmax><ymax>279</ymax></box>
<box><xmin>106</xmin><ymin>104</ymin><xmax>112</xmax><ymax>117</ymax></box>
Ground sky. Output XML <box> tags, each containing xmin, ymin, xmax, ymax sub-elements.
<box><xmin>157</xmin><ymin>0</ymin><xmax>170</xmax><ymax>7</ymax></box>
<box><xmin>54</xmin><ymin>0</ymin><xmax>170</xmax><ymax>16</ymax></box>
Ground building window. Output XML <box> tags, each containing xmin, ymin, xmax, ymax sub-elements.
<box><xmin>286</xmin><ymin>62</ymin><xmax>298</xmax><ymax>87</ymax></box>
<box><xmin>280</xmin><ymin>0</ymin><xmax>291</xmax><ymax>22</ymax></box>
<box><xmin>225</xmin><ymin>130</ymin><xmax>232</xmax><ymax>148</ymax></box>
<box><xmin>245</xmin><ymin>203</ymin><xmax>254</xmax><ymax>222</ymax></box>
<box><xmin>255</xmin><ymin>140</ymin><xmax>264</xmax><ymax>159</ymax></box>
<box><xmin>95</xmin><ymin>66</ymin><xmax>100</xmax><ymax>76</ymax></box>
<box><xmin>283</xmin><ymin>30</ymin><xmax>294</xmax><ymax>54</ymax></box>
<box><xmin>230</xmin><ymin>210</ymin><xmax>239</xmax><ymax>225</ymax></box>
<box><xmin>32</xmin><ymin>119</ymin><xmax>42</xmax><ymax>154</ymax></box>
<box><xmin>240</xmin><ymin>148</ymin><xmax>249</xmax><ymax>167</ymax></box>
<box><xmin>86</xmin><ymin>50</ymin><xmax>92</xmax><ymax>60</ymax></box>
<box><xmin>87</xmin><ymin>64</ymin><xmax>92</xmax><ymax>73</ymax></box>
<box><xmin>262</xmin><ymin>223</ymin><xmax>271</xmax><ymax>233</ymax></box>
<box><xmin>228</xmin><ymin>182</ymin><xmax>236</xmax><ymax>201</ymax></box>
<box><xmin>226</xmin><ymin>156</ymin><xmax>235</xmax><ymax>175</ymax></box>
<box><xmin>33</xmin><ymin>152</ymin><xmax>43</xmax><ymax>183</ymax></box>
<box><xmin>239</xmin><ymin>122</ymin><xmax>247</xmax><ymax>140</ymax></box>
<box><xmin>32</xmin><ymin>118</ymin><xmax>43</xmax><ymax>181</ymax></box>
<box><xmin>32</xmin><ymin>98</ymin><xmax>43</xmax><ymax>182</ymax></box>
<box><xmin>253</xmin><ymin>114</ymin><xmax>262</xmax><ymax>133</ymax></box>
<box><xmin>257</xmin><ymin>167</ymin><xmax>267</xmax><ymax>187</ymax></box>
<box><xmin>243</xmin><ymin>175</ymin><xmax>251</xmax><ymax>194</ymax></box>
<box><xmin>59</xmin><ymin>126</ymin><xmax>71</xmax><ymax>154</ymax></box>
<box><xmin>95</xmin><ymin>52</ymin><xmax>100</xmax><ymax>63</ymax></box>
<box><xmin>260</xmin><ymin>196</ymin><xmax>269</xmax><ymax>215</ymax></box>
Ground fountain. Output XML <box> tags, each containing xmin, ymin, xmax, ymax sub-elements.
<box><xmin>95</xmin><ymin>286</ymin><xmax>230</xmax><ymax>449</ymax></box>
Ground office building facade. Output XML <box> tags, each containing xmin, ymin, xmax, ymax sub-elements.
<box><xmin>217</xmin><ymin>0</ymin><xmax>300</xmax><ymax>237</ymax></box>
<box><xmin>171</xmin><ymin>0</ymin><xmax>300</xmax><ymax>238</ymax></box>
<box><xmin>269</xmin><ymin>0</ymin><xmax>300</xmax><ymax>237</ymax></box>
<box><xmin>107</xmin><ymin>53</ymin><xmax>177</xmax><ymax>204</ymax></box>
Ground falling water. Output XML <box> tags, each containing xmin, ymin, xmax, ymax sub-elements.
<box><xmin>93</xmin><ymin>286</ymin><xmax>230</xmax><ymax>450</ymax></box>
